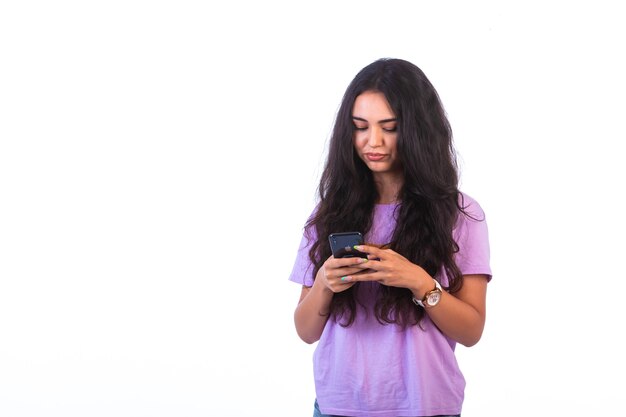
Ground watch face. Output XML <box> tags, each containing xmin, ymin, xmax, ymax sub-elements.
<box><xmin>427</xmin><ymin>292</ymin><xmax>441</xmax><ymax>306</ymax></box>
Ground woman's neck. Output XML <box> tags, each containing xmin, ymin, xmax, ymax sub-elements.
<box><xmin>374</xmin><ymin>172</ymin><xmax>403</xmax><ymax>204</ymax></box>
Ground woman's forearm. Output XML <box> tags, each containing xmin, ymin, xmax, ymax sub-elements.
<box><xmin>294</xmin><ymin>279</ymin><xmax>334</xmax><ymax>344</ymax></box>
<box><xmin>421</xmin><ymin>275</ymin><xmax>488</xmax><ymax>347</ymax></box>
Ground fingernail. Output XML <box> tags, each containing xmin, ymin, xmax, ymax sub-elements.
<box><xmin>353</xmin><ymin>245</ymin><xmax>361</xmax><ymax>250</ymax></box>
<box><xmin>360</xmin><ymin>258</ymin><xmax>368</xmax><ymax>263</ymax></box>
<box><xmin>341</xmin><ymin>276</ymin><xmax>347</xmax><ymax>281</ymax></box>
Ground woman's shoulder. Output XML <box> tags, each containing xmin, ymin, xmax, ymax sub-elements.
<box><xmin>457</xmin><ymin>192</ymin><xmax>487</xmax><ymax>222</ymax></box>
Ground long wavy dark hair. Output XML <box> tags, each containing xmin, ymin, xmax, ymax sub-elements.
<box><xmin>306</xmin><ymin>58</ymin><xmax>468</xmax><ymax>327</ymax></box>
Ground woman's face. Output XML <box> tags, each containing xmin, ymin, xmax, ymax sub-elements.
<box><xmin>352</xmin><ymin>90</ymin><xmax>401</xmax><ymax>176</ymax></box>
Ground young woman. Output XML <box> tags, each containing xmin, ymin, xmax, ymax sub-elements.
<box><xmin>289</xmin><ymin>58</ymin><xmax>492</xmax><ymax>417</ymax></box>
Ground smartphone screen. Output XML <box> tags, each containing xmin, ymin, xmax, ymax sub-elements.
<box><xmin>328</xmin><ymin>232</ymin><xmax>367</xmax><ymax>258</ymax></box>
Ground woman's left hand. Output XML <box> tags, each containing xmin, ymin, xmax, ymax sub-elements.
<box><xmin>344</xmin><ymin>244</ymin><xmax>431</xmax><ymax>295</ymax></box>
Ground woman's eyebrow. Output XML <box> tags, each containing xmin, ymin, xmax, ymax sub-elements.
<box><xmin>352</xmin><ymin>116</ymin><xmax>397</xmax><ymax>123</ymax></box>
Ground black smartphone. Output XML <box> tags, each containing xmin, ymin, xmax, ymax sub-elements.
<box><xmin>328</xmin><ymin>232</ymin><xmax>367</xmax><ymax>258</ymax></box>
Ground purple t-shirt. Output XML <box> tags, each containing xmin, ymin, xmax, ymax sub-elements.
<box><xmin>288</xmin><ymin>193</ymin><xmax>492</xmax><ymax>417</ymax></box>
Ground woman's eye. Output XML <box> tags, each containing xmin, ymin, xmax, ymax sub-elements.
<box><xmin>383</xmin><ymin>126</ymin><xmax>397</xmax><ymax>132</ymax></box>
<box><xmin>354</xmin><ymin>126</ymin><xmax>368</xmax><ymax>131</ymax></box>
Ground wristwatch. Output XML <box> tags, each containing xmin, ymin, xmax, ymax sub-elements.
<box><xmin>412</xmin><ymin>279</ymin><xmax>443</xmax><ymax>308</ymax></box>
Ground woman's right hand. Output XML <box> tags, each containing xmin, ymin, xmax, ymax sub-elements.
<box><xmin>295</xmin><ymin>255</ymin><xmax>370</xmax><ymax>344</ymax></box>
<box><xmin>316</xmin><ymin>255</ymin><xmax>370</xmax><ymax>293</ymax></box>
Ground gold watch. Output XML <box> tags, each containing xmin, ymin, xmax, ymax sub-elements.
<box><xmin>412</xmin><ymin>279</ymin><xmax>442</xmax><ymax>308</ymax></box>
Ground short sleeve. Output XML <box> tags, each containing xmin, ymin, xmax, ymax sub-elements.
<box><xmin>288</xmin><ymin>223</ymin><xmax>318</xmax><ymax>287</ymax></box>
<box><xmin>453</xmin><ymin>194</ymin><xmax>492</xmax><ymax>281</ymax></box>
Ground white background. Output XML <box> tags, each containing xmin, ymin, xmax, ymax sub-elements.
<box><xmin>1</xmin><ymin>1</ymin><xmax>624</xmax><ymax>416</ymax></box>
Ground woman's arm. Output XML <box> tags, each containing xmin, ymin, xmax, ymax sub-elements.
<box><xmin>418</xmin><ymin>274</ymin><xmax>488</xmax><ymax>347</ymax></box>
<box><xmin>342</xmin><ymin>245</ymin><xmax>488</xmax><ymax>347</ymax></box>
<box><xmin>293</xmin><ymin>280</ymin><xmax>333</xmax><ymax>344</ymax></box>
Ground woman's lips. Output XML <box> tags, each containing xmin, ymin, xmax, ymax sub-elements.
<box><xmin>365</xmin><ymin>153</ymin><xmax>386</xmax><ymax>161</ymax></box>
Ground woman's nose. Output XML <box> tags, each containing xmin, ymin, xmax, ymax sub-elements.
<box><xmin>368</xmin><ymin>127</ymin><xmax>383</xmax><ymax>147</ymax></box>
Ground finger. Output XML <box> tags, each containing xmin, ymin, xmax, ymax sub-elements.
<box><xmin>341</xmin><ymin>270</ymin><xmax>379</xmax><ymax>283</ymax></box>
<box><xmin>346</xmin><ymin>256</ymin><xmax>370</xmax><ymax>266</ymax></box>
<box><xmin>327</xmin><ymin>271</ymin><xmax>360</xmax><ymax>290</ymax></box>
<box><xmin>329</xmin><ymin>281</ymin><xmax>356</xmax><ymax>293</ymax></box>
<box><xmin>334</xmin><ymin>266</ymin><xmax>370</xmax><ymax>277</ymax></box>
<box><xmin>329</xmin><ymin>256</ymin><xmax>369</xmax><ymax>269</ymax></box>
<box><xmin>354</xmin><ymin>259</ymin><xmax>381</xmax><ymax>271</ymax></box>
<box><xmin>355</xmin><ymin>244</ymin><xmax>385</xmax><ymax>259</ymax></box>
